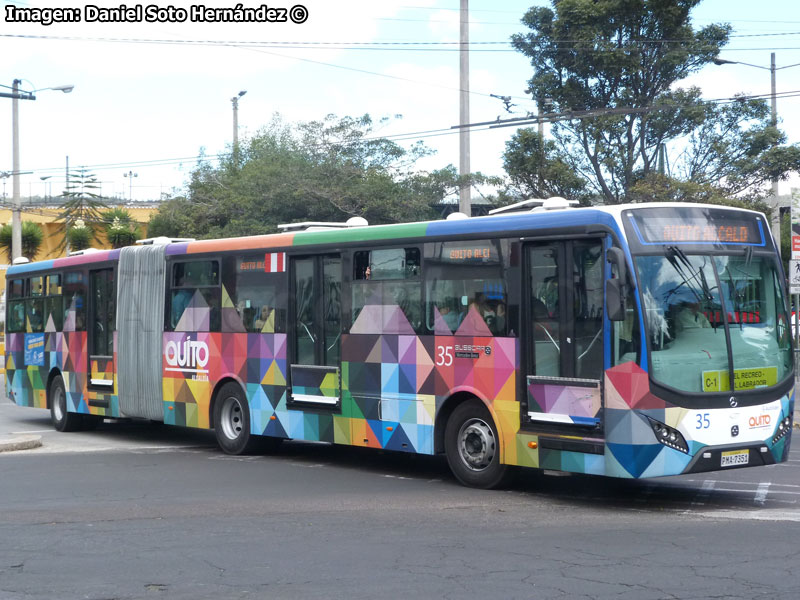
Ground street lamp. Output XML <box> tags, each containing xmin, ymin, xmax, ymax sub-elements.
<box><xmin>713</xmin><ymin>54</ymin><xmax>800</xmax><ymax>255</ymax></box>
<box><xmin>1</xmin><ymin>79</ymin><xmax>74</xmax><ymax>261</ymax></box>
<box><xmin>231</xmin><ymin>90</ymin><xmax>246</xmax><ymax>157</ymax></box>
<box><xmin>123</xmin><ymin>170</ymin><xmax>138</xmax><ymax>201</ymax></box>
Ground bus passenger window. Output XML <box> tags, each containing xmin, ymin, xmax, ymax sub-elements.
<box><xmin>170</xmin><ymin>260</ymin><xmax>221</xmax><ymax>332</ymax></box>
<box><xmin>351</xmin><ymin>247</ymin><xmax>422</xmax><ymax>333</ymax></box>
<box><xmin>63</xmin><ymin>272</ymin><xmax>86</xmax><ymax>332</ymax></box>
<box><xmin>424</xmin><ymin>240</ymin><xmax>509</xmax><ymax>337</ymax></box>
<box><xmin>46</xmin><ymin>274</ymin><xmax>63</xmax><ymax>331</ymax></box>
<box><xmin>227</xmin><ymin>255</ymin><xmax>287</xmax><ymax>334</ymax></box>
<box><xmin>7</xmin><ymin>278</ymin><xmax>25</xmax><ymax>333</ymax></box>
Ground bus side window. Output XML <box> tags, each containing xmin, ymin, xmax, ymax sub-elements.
<box><xmin>351</xmin><ymin>248</ymin><xmax>422</xmax><ymax>332</ymax></box>
<box><xmin>229</xmin><ymin>254</ymin><xmax>287</xmax><ymax>334</ymax></box>
<box><xmin>424</xmin><ymin>240</ymin><xmax>509</xmax><ymax>336</ymax></box>
<box><xmin>63</xmin><ymin>272</ymin><xmax>86</xmax><ymax>331</ymax></box>
<box><xmin>26</xmin><ymin>276</ymin><xmax>45</xmax><ymax>333</ymax></box>
<box><xmin>46</xmin><ymin>274</ymin><xmax>63</xmax><ymax>331</ymax></box>
<box><xmin>170</xmin><ymin>260</ymin><xmax>221</xmax><ymax>332</ymax></box>
<box><xmin>7</xmin><ymin>278</ymin><xmax>26</xmax><ymax>333</ymax></box>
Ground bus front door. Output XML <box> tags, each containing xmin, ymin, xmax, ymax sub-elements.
<box><xmin>289</xmin><ymin>255</ymin><xmax>342</xmax><ymax>408</ymax></box>
<box><xmin>87</xmin><ymin>267</ymin><xmax>116</xmax><ymax>406</ymax></box>
<box><xmin>523</xmin><ymin>240</ymin><xmax>604</xmax><ymax>430</ymax></box>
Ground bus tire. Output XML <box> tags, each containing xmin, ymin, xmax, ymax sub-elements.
<box><xmin>213</xmin><ymin>382</ymin><xmax>256</xmax><ymax>455</ymax></box>
<box><xmin>49</xmin><ymin>375</ymin><xmax>83</xmax><ymax>432</ymax></box>
<box><xmin>444</xmin><ymin>399</ymin><xmax>513</xmax><ymax>489</ymax></box>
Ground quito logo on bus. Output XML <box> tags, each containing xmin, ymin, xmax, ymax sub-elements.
<box><xmin>165</xmin><ymin>337</ymin><xmax>210</xmax><ymax>374</ymax></box>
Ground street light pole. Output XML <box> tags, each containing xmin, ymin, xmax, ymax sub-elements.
<box><xmin>124</xmin><ymin>170</ymin><xmax>138</xmax><ymax>201</ymax></box>
<box><xmin>2</xmin><ymin>80</ymin><xmax>74</xmax><ymax>261</ymax></box>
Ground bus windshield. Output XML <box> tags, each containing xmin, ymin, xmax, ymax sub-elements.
<box><xmin>635</xmin><ymin>249</ymin><xmax>791</xmax><ymax>394</ymax></box>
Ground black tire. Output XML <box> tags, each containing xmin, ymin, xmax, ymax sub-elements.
<box><xmin>444</xmin><ymin>399</ymin><xmax>514</xmax><ymax>489</ymax></box>
<box><xmin>49</xmin><ymin>375</ymin><xmax>83</xmax><ymax>432</ymax></box>
<box><xmin>213</xmin><ymin>382</ymin><xmax>258</xmax><ymax>455</ymax></box>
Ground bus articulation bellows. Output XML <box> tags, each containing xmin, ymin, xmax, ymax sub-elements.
<box><xmin>5</xmin><ymin>201</ymin><xmax>793</xmax><ymax>487</ymax></box>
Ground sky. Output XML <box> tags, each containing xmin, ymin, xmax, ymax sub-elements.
<box><xmin>1</xmin><ymin>0</ymin><xmax>799</xmax><ymax>207</ymax></box>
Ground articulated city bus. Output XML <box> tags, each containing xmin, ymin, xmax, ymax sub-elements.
<box><xmin>4</xmin><ymin>201</ymin><xmax>794</xmax><ymax>488</ymax></box>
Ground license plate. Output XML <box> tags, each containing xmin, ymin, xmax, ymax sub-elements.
<box><xmin>721</xmin><ymin>449</ymin><xmax>749</xmax><ymax>467</ymax></box>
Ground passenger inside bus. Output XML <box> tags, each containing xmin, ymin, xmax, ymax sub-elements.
<box><xmin>438</xmin><ymin>300</ymin><xmax>460</xmax><ymax>332</ymax></box>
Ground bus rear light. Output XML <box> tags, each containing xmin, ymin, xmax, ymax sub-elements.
<box><xmin>528</xmin><ymin>441</ymin><xmax>538</xmax><ymax>449</ymax></box>
<box><xmin>647</xmin><ymin>418</ymin><xmax>689</xmax><ymax>454</ymax></box>
<box><xmin>772</xmin><ymin>416</ymin><xmax>792</xmax><ymax>444</ymax></box>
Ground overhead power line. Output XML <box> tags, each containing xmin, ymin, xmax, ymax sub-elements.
<box><xmin>20</xmin><ymin>89</ymin><xmax>800</xmax><ymax>179</ymax></box>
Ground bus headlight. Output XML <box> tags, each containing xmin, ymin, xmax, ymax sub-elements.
<box><xmin>648</xmin><ymin>418</ymin><xmax>689</xmax><ymax>454</ymax></box>
<box><xmin>772</xmin><ymin>416</ymin><xmax>792</xmax><ymax>444</ymax></box>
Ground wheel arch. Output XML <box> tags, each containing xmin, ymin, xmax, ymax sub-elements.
<box><xmin>434</xmin><ymin>389</ymin><xmax>503</xmax><ymax>457</ymax></box>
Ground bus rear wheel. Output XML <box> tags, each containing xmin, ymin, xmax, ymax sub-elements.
<box><xmin>49</xmin><ymin>375</ymin><xmax>83</xmax><ymax>432</ymax></box>
<box><xmin>445</xmin><ymin>399</ymin><xmax>513</xmax><ymax>489</ymax></box>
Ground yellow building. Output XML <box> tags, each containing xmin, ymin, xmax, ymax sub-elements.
<box><xmin>0</xmin><ymin>203</ymin><xmax>159</xmax><ymax>294</ymax></box>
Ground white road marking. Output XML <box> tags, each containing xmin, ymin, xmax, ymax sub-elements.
<box><xmin>697</xmin><ymin>509</ymin><xmax>800</xmax><ymax>522</ymax></box>
<box><xmin>754</xmin><ymin>482</ymin><xmax>771</xmax><ymax>505</ymax></box>
<box><xmin>691</xmin><ymin>480</ymin><xmax>716</xmax><ymax>506</ymax></box>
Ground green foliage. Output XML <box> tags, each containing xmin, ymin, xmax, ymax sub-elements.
<box><xmin>101</xmin><ymin>207</ymin><xmax>140</xmax><ymax>248</ymax></box>
<box><xmin>151</xmin><ymin>114</ymin><xmax>476</xmax><ymax>238</ymax></box>
<box><xmin>509</xmin><ymin>2</ymin><xmax>800</xmax><ymax>205</ymax></box>
<box><xmin>0</xmin><ymin>221</ymin><xmax>44</xmax><ymax>261</ymax></box>
<box><xmin>502</xmin><ymin>128</ymin><xmax>588</xmax><ymax>200</ymax></box>
<box><xmin>57</xmin><ymin>167</ymin><xmax>109</xmax><ymax>248</ymax></box>
<box><xmin>67</xmin><ymin>222</ymin><xmax>91</xmax><ymax>252</ymax></box>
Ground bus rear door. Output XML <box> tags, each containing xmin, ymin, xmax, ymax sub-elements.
<box><xmin>87</xmin><ymin>267</ymin><xmax>116</xmax><ymax>403</ymax></box>
<box><xmin>289</xmin><ymin>255</ymin><xmax>342</xmax><ymax>408</ymax></box>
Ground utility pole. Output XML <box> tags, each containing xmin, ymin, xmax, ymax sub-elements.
<box><xmin>770</xmin><ymin>52</ymin><xmax>780</xmax><ymax>255</ymax></box>
<box><xmin>231</xmin><ymin>90</ymin><xmax>246</xmax><ymax>161</ymax></box>
<box><xmin>11</xmin><ymin>79</ymin><xmax>21</xmax><ymax>261</ymax></box>
<box><xmin>458</xmin><ymin>0</ymin><xmax>471</xmax><ymax>216</ymax></box>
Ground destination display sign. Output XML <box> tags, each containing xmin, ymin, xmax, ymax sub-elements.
<box><xmin>627</xmin><ymin>210</ymin><xmax>765</xmax><ymax>247</ymax></box>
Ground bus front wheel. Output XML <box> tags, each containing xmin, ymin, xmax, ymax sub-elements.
<box><xmin>444</xmin><ymin>399</ymin><xmax>513</xmax><ymax>489</ymax></box>
<box><xmin>49</xmin><ymin>375</ymin><xmax>83</xmax><ymax>432</ymax></box>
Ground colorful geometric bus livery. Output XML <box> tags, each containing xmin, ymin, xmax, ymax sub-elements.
<box><xmin>5</xmin><ymin>203</ymin><xmax>795</xmax><ymax>487</ymax></box>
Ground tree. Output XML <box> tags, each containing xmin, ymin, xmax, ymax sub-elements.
<box><xmin>66</xmin><ymin>219</ymin><xmax>91</xmax><ymax>252</ymax></box>
<box><xmin>57</xmin><ymin>167</ymin><xmax>108</xmax><ymax>248</ymax></box>
<box><xmin>501</xmin><ymin>128</ymin><xmax>588</xmax><ymax>201</ymax></box>
<box><xmin>150</xmin><ymin>114</ymin><xmax>479</xmax><ymax>239</ymax></box>
<box><xmin>510</xmin><ymin>0</ymin><xmax>737</xmax><ymax>203</ymax></box>
<box><xmin>101</xmin><ymin>207</ymin><xmax>140</xmax><ymax>248</ymax></box>
<box><xmin>0</xmin><ymin>221</ymin><xmax>44</xmax><ymax>261</ymax></box>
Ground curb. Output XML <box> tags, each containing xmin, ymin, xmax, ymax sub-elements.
<box><xmin>0</xmin><ymin>435</ymin><xmax>43</xmax><ymax>453</ymax></box>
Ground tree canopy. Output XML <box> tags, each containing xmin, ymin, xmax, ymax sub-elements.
<box><xmin>509</xmin><ymin>0</ymin><xmax>800</xmax><ymax>204</ymax></box>
<box><xmin>150</xmin><ymin>114</ymin><xmax>493</xmax><ymax>239</ymax></box>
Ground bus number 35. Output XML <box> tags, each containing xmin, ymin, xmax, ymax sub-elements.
<box><xmin>696</xmin><ymin>413</ymin><xmax>711</xmax><ymax>429</ymax></box>
<box><xmin>436</xmin><ymin>345</ymin><xmax>453</xmax><ymax>367</ymax></box>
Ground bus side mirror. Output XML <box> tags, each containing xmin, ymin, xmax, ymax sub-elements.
<box><xmin>606</xmin><ymin>247</ymin><xmax>629</xmax><ymax>322</ymax></box>
<box><xmin>607</xmin><ymin>279</ymin><xmax>625</xmax><ymax>321</ymax></box>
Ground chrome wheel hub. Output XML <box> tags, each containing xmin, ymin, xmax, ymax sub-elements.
<box><xmin>220</xmin><ymin>396</ymin><xmax>245</xmax><ymax>440</ymax></box>
<box><xmin>458</xmin><ymin>418</ymin><xmax>496</xmax><ymax>471</ymax></box>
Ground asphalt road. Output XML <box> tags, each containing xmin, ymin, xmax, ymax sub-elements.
<box><xmin>1</xmin><ymin>400</ymin><xmax>799</xmax><ymax>600</ymax></box>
